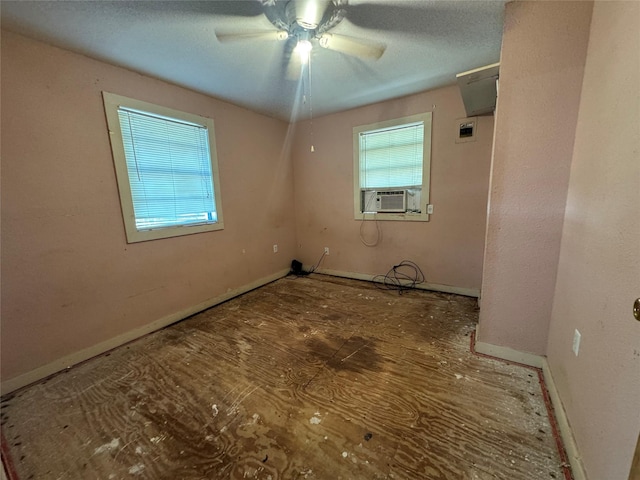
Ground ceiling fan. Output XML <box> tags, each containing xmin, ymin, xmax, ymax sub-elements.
<box><xmin>214</xmin><ymin>0</ymin><xmax>387</xmax><ymax>80</ymax></box>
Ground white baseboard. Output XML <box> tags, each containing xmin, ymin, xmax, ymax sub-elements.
<box><xmin>1</xmin><ymin>268</ymin><xmax>290</xmax><ymax>395</ymax></box>
<box><xmin>310</xmin><ymin>267</ymin><xmax>480</xmax><ymax>298</ymax></box>
<box><xmin>542</xmin><ymin>359</ymin><xmax>587</xmax><ymax>480</ymax></box>
<box><xmin>471</xmin><ymin>338</ymin><xmax>586</xmax><ymax>480</ymax></box>
<box><xmin>473</xmin><ymin>340</ymin><xmax>545</xmax><ymax>368</ymax></box>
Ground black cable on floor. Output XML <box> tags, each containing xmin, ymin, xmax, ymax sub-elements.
<box><xmin>308</xmin><ymin>251</ymin><xmax>326</xmax><ymax>274</ymax></box>
<box><xmin>372</xmin><ymin>260</ymin><xmax>425</xmax><ymax>294</ymax></box>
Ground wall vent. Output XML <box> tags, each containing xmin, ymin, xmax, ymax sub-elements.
<box><xmin>456</xmin><ymin>63</ymin><xmax>500</xmax><ymax>117</ymax></box>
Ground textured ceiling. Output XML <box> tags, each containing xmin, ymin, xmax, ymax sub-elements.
<box><xmin>1</xmin><ymin>0</ymin><xmax>506</xmax><ymax>121</ymax></box>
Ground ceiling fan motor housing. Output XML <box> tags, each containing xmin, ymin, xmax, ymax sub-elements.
<box><xmin>216</xmin><ymin>0</ymin><xmax>384</xmax><ymax>77</ymax></box>
<box><xmin>263</xmin><ymin>0</ymin><xmax>347</xmax><ymax>39</ymax></box>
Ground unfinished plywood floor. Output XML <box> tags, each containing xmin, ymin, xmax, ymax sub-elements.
<box><xmin>1</xmin><ymin>275</ymin><xmax>568</xmax><ymax>480</ymax></box>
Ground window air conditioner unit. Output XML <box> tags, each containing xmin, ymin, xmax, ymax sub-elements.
<box><xmin>375</xmin><ymin>190</ymin><xmax>407</xmax><ymax>213</ymax></box>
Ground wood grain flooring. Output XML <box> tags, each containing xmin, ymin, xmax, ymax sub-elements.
<box><xmin>1</xmin><ymin>274</ymin><xmax>568</xmax><ymax>480</ymax></box>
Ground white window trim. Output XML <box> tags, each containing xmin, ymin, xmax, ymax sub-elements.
<box><xmin>352</xmin><ymin>112</ymin><xmax>432</xmax><ymax>222</ymax></box>
<box><xmin>102</xmin><ymin>92</ymin><xmax>224</xmax><ymax>243</ymax></box>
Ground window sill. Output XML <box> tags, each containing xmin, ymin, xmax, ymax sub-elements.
<box><xmin>354</xmin><ymin>212</ymin><xmax>430</xmax><ymax>222</ymax></box>
<box><xmin>124</xmin><ymin>221</ymin><xmax>224</xmax><ymax>243</ymax></box>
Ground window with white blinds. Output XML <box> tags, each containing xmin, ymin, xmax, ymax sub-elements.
<box><xmin>118</xmin><ymin>107</ymin><xmax>217</xmax><ymax>230</ymax></box>
<box><xmin>103</xmin><ymin>92</ymin><xmax>224</xmax><ymax>243</ymax></box>
<box><xmin>359</xmin><ymin>121</ymin><xmax>424</xmax><ymax>190</ymax></box>
<box><xmin>353</xmin><ymin>112</ymin><xmax>432</xmax><ymax>221</ymax></box>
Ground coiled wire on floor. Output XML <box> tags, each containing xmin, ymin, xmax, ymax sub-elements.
<box><xmin>372</xmin><ymin>260</ymin><xmax>425</xmax><ymax>294</ymax></box>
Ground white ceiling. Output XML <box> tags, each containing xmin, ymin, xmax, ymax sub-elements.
<box><xmin>0</xmin><ymin>0</ymin><xmax>506</xmax><ymax>121</ymax></box>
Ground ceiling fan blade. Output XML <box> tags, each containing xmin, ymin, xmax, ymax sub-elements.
<box><xmin>346</xmin><ymin>2</ymin><xmax>482</xmax><ymax>35</ymax></box>
<box><xmin>215</xmin><ymin>30</ymin><xmax>289</xmax><ymax>43</ymax></box>
<box><xmin>209</xmin><ymin>1</ymin><xmax>265</xmax><ymax>18</ymax></box>
<box><xmin>346</xmin><ymin>3</ymin><xmax>425</xmax><ymax>32</ymax></box>
<box><xmin>318</xmin><ymin>33</ymin><xmax>386</xmax><ymax>60</ymax></box>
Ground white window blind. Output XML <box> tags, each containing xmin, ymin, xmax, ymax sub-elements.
<box><xmin>117</xmin><ymin>107</ymin><xmax>218</xmax><ymax>231</ymax></box>
<box><xmin>359</xmin><ymin>121</ymin><xmax>424</xmax><ymax>189</ymax></box>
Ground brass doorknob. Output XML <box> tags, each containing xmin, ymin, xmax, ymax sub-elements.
<box><xmin>635</xmin><ymin>298</ymin><xmax>640</xmax><ymax>321</ymax></box>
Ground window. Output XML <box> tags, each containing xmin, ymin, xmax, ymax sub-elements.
<box><xmin>103</xmin><ymin>92</ymin><xmax>224</xmax><ymax>243</ymax></box>
<box><xmin>353</xmin><ymin>112</ymin><xmax>432</xmax><ymax>221</ymax></box>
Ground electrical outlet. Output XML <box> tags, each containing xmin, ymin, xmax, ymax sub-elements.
<box><xmin>572</xmin><ymin>329</ymin><xmax>581</xmax><ymax>356</ymax></box>
<box><xmin>427</xmin><ymin>204</ymin><xmax>434</xmax><ymax>214</ymax></box>
<box><xmin>273</xmin><ymin>244</ymin><xmax>278</xmax><ymax>253</ymax></box>
<box><xmin>324</xmin><ymin>247</ymin><xmax>330</xmax><ymax>255</ymax></box>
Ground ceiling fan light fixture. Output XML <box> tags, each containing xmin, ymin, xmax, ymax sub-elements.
<box><xmin>318</xmin><ymin>35</ymin><xmax>331</xmax><ymax>49</ymax></box>
<box><xmin>294</xmin><ymin>39</ymin><xmax>313</xmax><ymax>63</ymax></box>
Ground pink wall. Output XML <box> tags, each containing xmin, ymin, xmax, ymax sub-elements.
<box><xmin>478</xmin><ymin>1</ymin><xmax>593</xmax><ymax>355</ymax></box>
<box><xmin>1</xmin><ymin>30</ymin><xmax>494</xmax><ymax>388</ymax></box>
<box><xmin>4</xmin><ymin>10</ymin><xmax>636</xmax><ymax>476</ymax></box>
<box><xmin>0</xmin><ymin>31</ymin><xmax>296</xmax><ymax>382</ymax></box>
<box><xmin>292</xmin><ymin>86</ymin><xmax>494</xmax><ymax>292</ymax></box>
<box><xmin>546</xmin><ymin>2</ymin><xmax>640</xmax><ymax>479</ymax></box>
